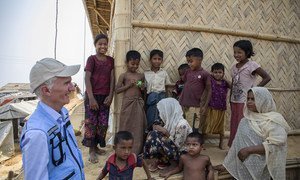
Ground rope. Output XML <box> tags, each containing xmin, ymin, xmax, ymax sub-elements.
<box><xmin>54</xmin><ymin>0</ymin><xmax>59</xmax><ymax>59</ymax></box>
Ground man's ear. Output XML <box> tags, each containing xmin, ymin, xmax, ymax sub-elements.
<box><xmin>112</xmin><ymin>145</ymin><xmax>116</xmax><ymax>150</ymax></box>
<box><xmin>41</xmin><ymin>85</ymin><xmax>51</xmax><ymax>95</ymax></box>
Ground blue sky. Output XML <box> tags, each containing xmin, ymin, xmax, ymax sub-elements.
<box><xmin>0</xmin><ymin>0</ymin><xmax>95</xmax><ymax>91</ymax></box>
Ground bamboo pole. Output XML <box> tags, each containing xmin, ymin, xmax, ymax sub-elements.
<box><xmin>111</xmin><ymin>0</ymin><xmax>132</xmax><ymax>134</ymax></box>
<box><xmin>132</xmin><ymin>20</ymin><xmax>300</xmax><ymax>44</ymax></box>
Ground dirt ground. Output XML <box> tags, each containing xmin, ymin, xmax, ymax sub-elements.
<box><xmin>1</xmin><ymin>133</ymin><xmax>300</xmax><ymax>180</ymax></box>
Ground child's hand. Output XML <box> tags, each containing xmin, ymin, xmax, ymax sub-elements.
<box><xmin>89</xmin><ymin>96</ymin><xmax>99</xmax><ymax>110</ymax></box>
<box><xmin>104</xmin><ymin>95</ymin><xmax>113</xmax><ymax>106</ymax></box>
<box><xmin>136</xmin><ymin>80</ymin><xmax>143</xmax><ymax>88</ymax></box>
<box><xmin>130</xmin><ymin>79</ymin><xmax>137</xmax><ymax>87</ymax></box>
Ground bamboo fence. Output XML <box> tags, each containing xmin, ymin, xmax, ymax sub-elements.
<box><xmin>84</xmin><ymin>0</ymin><xmax>300</xmax><ymax>133</ymax></box>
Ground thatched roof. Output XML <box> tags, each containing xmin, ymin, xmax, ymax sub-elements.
<box><xmin>82</xmin><ymin>0</ymin><xmax>112</xmax><ymax>37</ymax></box>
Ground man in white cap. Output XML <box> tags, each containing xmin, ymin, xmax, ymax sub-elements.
<box><xmin>20</xmin><ymin>58</ymin><xmax>85</xmax><ymax>180</ymax></box>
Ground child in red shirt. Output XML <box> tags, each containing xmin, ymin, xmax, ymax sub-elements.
<box><xmin>97</xmin><ymin>131</ymin><xmax>153</xmax><ymax>180</ymax></box>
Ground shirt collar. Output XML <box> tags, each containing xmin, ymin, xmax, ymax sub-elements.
<box><xmin>107</xmin><ymin>153</ymin><xmax>136</xmax><ymax>171</ymax></box>
<box><xmin>145</xmin><ymin>67</ymin><xmax>163</xmax><ymax>72</ymax></box>
<box><xmin>39</xmin><ymin>101</ymin><xmax>64</xmax><ymax>124</ymax></box>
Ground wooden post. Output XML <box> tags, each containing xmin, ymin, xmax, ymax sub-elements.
<box><xmin>112</xmin><ymin>0</ymin><xmax>132</xmax><ymax>134</ymax></box>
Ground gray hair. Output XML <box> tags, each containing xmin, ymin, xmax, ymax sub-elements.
<box><xmin>34</xmin><ymin>77</ymin><xmax>57</xmax><ymax>97</ymax></box>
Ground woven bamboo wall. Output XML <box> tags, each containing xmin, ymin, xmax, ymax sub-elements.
<box><xmin>109</xmin><ymin>0</ymin><xmax>300</xmax><ymax>130</ymax></box>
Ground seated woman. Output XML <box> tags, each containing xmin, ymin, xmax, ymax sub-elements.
<box><xmin>215</xmin><ymin>87</ymin><xmax>290</xmax><ymax>180</ymax></box>
<box><xmin>143</xmin><ymin>98</ymin><xmax>192</xmax><ymax>171</ymax></box>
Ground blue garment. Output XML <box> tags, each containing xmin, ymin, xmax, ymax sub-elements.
<box><xmin>20</xmin><ymin>102</ymin><xmax>85</xmax><ymax>180</ymax></box>
<box><xmin>146</xmin><ymin>92</ymin><xmax>166</xmax><ymax>128</ymax></box>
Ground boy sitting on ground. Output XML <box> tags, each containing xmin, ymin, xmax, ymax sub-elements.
<box><xmin>160</xmin><ymin>132</ymin><xmax>214</xmax><ymax>180</ymax></box>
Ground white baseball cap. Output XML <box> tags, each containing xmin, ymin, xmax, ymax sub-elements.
<box><xmin>30</xmin><ymin>58</ymin><xmax>80</xmax><ymax>93</ymax></box>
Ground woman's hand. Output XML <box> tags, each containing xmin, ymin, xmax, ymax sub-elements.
<box><xmin>238</xmin><ymin>147</ymin><xmax>250</xmax><ymax>162</ymax></box>
<box><xmin>153</xmin><ymin>125</ymin><xmax>170</xmax><ymax>137</ymax></box>
<box><xmin>89</xmin><ymin>96</ymin><xmax>99</xmax><ymax>110</ymax></box>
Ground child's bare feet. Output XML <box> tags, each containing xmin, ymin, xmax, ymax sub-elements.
<box><xmin>89</xmin><ymin>147</ymin><xmax>99</xmax><ymax>163</ymax></box>
<box><xmin>89</xmin><ymin>151</ymin><xmax>98</xmax><ymax>163</ymax></box>
<box><xmin>95</xmin><ymin>146</ymin><xmax>106</xmax><ymax>155</ymax></box>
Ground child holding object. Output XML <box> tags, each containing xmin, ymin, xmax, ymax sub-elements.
<box><xmin>115</xmin><ymin>50</ymin><xmax>147</xmax><ymax>154</ymax></box>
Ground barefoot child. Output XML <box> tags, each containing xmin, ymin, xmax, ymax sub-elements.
<box><xmin>83</xmin><ymin>34</ymin><xmax>115</xmax><ymax>163</ymax></box>
<box><xmin>203</xmin><ymin>63</ymin><xmax>230</xmax><ymax>149</ymax></box>
<box><xmin>116</xmin><ymin>50</ymin><xmax>147</xmax><ymax>154</ymax></box>
<box><xmin>96</xmin><ymin>131</ymin><xmax>154</xmax><ymax>180</ymax></box>
<box><xmin>179</xmin><ymin>48</ymin><xmax>211</xmax><ymax>132</ymax></box>
<box><xmin>229</xmin><ymin>40</ymin><xmax>271</xmax><ymax>146</ymax></box>
<box><xmin>160</xmin><ymin>132</ymin><xmax>214</xmax><ymax>180</ymax></box>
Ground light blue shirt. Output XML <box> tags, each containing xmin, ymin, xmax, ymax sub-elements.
<box><xmin>21</xmin><ymin>101</ymin><xmax>66</xmax><ymax>180</ymax></box>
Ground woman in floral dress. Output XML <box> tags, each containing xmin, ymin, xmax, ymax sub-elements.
<box><xmin>143</xmin><ymin>98</ymin><xmax>192</xmax><ymax>171</ymax></box>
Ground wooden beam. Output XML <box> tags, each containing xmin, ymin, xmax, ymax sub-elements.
<box><xmin>93</xmin><ymin>24</ymin><xmax>108</xmax><ymax>29</ymax></box>
<box><xmin>132</xmin><ymin>20</ymin><xmax>300</xmax><ymax>44</ymax></box>
<box><xmin>97</xmin><ymin>7</ymin><xmax>111</xmax><ymax>12</ymax></box>
<box><xmin>93</xmin><ymin>8</ymin><xmax>110</xmax><ymax>27</ymax></box>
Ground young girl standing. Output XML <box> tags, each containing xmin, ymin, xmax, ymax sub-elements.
<box><xmin>203</xmin><ymin>63</ymin><xmax>230</xmax><ymax>149</ymax></box>
<box><xmin>144</xmin><ymin>49</ymin><xmax>171</xmax><ymax>129</ymax></box>
<box><xmin>228</xmin><ymin>40</ymin><xmax>271</xmax><ymax>147</ymax></box>
<box><xmin>115</xmin><ymin>50</ymin><xmax>146</xmax><ymax>154</ymax></box>
<box><xmin>83</xmin><ymin>34</ymin><xmax>115</xmax><ymax>163</ymax></box>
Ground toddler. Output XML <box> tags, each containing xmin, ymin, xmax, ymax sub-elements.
<box><xmin>203</xmin><ymin>63</ymin><xmax>230</xmax><ymax>149</ymax></box>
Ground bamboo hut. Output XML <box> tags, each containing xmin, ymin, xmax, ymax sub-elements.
<box><xmin>83</xmin><ymin>0</ymin><xmax>300</xmax><ymax>179</ymax></box>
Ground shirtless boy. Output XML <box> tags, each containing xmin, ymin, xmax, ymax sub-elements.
<box><xmin>160</xmin><ymin>132</ymin><xmax>214</xmax><ymax>180</ymax></box>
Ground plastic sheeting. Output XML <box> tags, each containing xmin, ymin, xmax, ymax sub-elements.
<box><xmin>0</xmin><ymin>100</ymin><xmax>38</xmax><ymax>120</ymax></box>
<box><xmin>0</xmin><ymin>121</ymin><xmax>14</xmax><ymax>161</ymax></box>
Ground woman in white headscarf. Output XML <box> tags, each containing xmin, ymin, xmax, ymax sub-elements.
<box><xmin>217</xmin><ymin>87</ymin><xmax>290</xmax><ymax>180</ymax></box>
<box><xmin>143</xmin><ymin>98</ymin><xmax>192</xmax><ymax>171</ymax></box>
